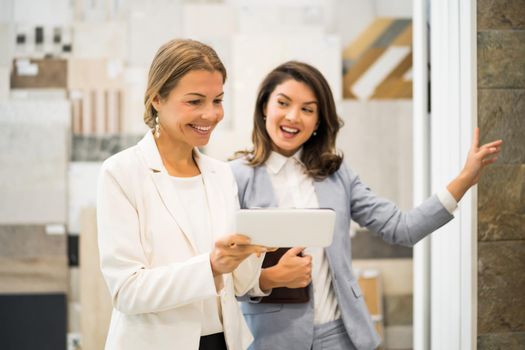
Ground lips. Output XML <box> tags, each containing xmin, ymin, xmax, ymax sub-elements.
<box><xmin>189</xmin><ymin>124</ymin><xmax>213</xmax><ymax>135</ymax></box>
<box><xmin>280</xmin><ymin>125</ymin><xmax>300</xmax><ymax>135</ymax></box>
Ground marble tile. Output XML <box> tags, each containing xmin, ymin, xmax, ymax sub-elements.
<box><xmin>0</xmin><ymin>225</ymin><xmax>66</xmax><ymax>257</ymax></box>
<box><xmin>384</xmin><ymin>325</ymin><xmax>412</xmax><ymax>350</ymax></box>
<box><xmin>13</xmin><ymin>0</ymin><xmax>71</xmax><ymax>25</ymax></box>
<box><xmin>71</xmin><ymin>134</ymin><xmax>142</xmax><ymax>161</ymax></box>
<box><xmin>73</xmin><ymin>21</ymin><xmax>126</xmax><ymax>60</ymax></box>
<box><xmin>478</xmin><ymin>241</ymin><xmax>525</xmax><ymax>334</ymax></box>
<box><xmin>0</xmin><ymin>66</ymin><xmax>8</xmax><ymax>102</ymax></box>
<box><xmin>68</xmin><ymin>162</ymin><xmax>102</xmax><ymax>234</ymax></box>
<box><xmin>127</xmin><ymin>0</ymin><xmax>183</xmax><ymax>65</ymax></box>
<box><xmin>0</xmin><ymin>100</ymin><xmax>69</xmax><ymax>224</ymax></box>
<box><xmin>352</xmin><ymin>259</ymin><xmax>413</xmax><ymax>296</ymax></box>
<box><xmin>478</xmin><ymin>89</ymin><xmax>525</xmax><ymax>164</ymax></box>
<box><xmin>351</xmin><ymin>227</ymin><xmax>412</xmax><ymax>259</ymax></box>
<box><xmin>478</xmin><ymin>0</ymin><xmax>525</xmax><ymax>30</ymax></box>
<box><xmin>478</xmin><ymin>30</ymin><xmax>525</xmax><ymax>89</ymax></box>
<box><xmin>0</xmin><ymin>226</ymin><xmax>68</xmax><ymax>294</ymax></box>
<box><xmin>338</xmin><ymin>100</ymin><xmax>413</xmax><ymax>211</ymax></box>
<box><xmin>478</xmin><ymin>165</ymin><xmax>525</xmax><ymax>241</ymax></box>
<box><xmin>182</xmin><ymin>3</ymin><xmax>235</xmax><ymax>38</ymax></box>
<box><xmin>478</xmin><ymin>332</ymin><xmax>525</xmax><ymax>350</ymax></box>
<box><xmin>384</xmin><ymin>294</ymin><xmax>412</xmax><ymax>326</ymax></box>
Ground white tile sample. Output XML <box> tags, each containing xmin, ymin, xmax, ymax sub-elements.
<box><xmin>0</xmin><ymin>100</ymin><xmax>70</xmax><ymax>224</ymax></box>
<box><xmin>73</xmin><ymin>21</ymin><xmax>126</xmax><ymax>59</ymax></box>
<box><xmin>0</xmin><ymin>23</ymin><xmax>14</xmax><ymax>65</ymax></box>
<box><xmin>0</xmin><ymin>66</ymin><xmax>9</xmax><ymax>101</ymax></box>
<box><xmin>182</xmin><ymin>3</ymin><xmax>235</xmax><ymax>38</ymax></box>
<box><xmin>68</xmin><ymin>162</ymin><xmax>102</xmax><ymax>234</ymax></box>
<box><xmin>14</xmin><ymin>0</ymin><xmax>71</xmax><ymax>25</ymax></box>
<box><xmin>127</xmin><ymin>0</ymin><xmax>183</xmax><ymax>65</ymax></box>
<box><xmin>122</xmin><ymin>65</ymin><xmax>149</xmax><ymax>134</ymax></box>
<box><xmin>338</xmin><ymin>100</ymin><xmax>413</xmax><ymax>211</ymax></box>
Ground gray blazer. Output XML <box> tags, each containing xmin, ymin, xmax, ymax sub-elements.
<box><xmin>230</xmin><ymin>158</ymin><xmax>454</xmax><ymax>350</ymax></box>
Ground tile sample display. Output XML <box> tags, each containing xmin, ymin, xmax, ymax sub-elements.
<box><xmin>0</xmin><ymin>100</ymin><xmax>69</xmax><ymax>224</ymax></box>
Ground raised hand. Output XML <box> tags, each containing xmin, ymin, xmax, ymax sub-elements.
<box><xmin>259</xmin><ymin>247</ymin><xmax>312</xmax><ymax>290</ymax></box>
<box><xmin>210</xmin><ymin>234</ymin><xmax>267</xmax><ymax>276</ymax></box>
<box><xmin>447</xmin><ymin>127</ymin><xmax>503</xmax><ymax>202</ymax></box>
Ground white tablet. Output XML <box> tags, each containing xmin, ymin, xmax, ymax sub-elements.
<box><xmin>235</xmin><ymin>208</ymin><xmax>336</xmax><ymax>248</ymax></box>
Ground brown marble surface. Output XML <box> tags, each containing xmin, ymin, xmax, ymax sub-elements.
<box><xmin>478</xmin><ymin>31</ymin><xmax>525</xmax><ymax>89</ymax></box>
<box><xmin>478</xmin><ymin>0</ymin><xmax>525</xmax><ymax>30</ymax></box>
<box><xmin>478</xmin><ymin>165</ymin><xmax>525</xmax><ymax>241</ymax></box>
<box><xmin>478</xmin><ymin>89</ymin><xmax>525</xmax><ymax>164</ymax></box>
<box><xmin>478</xmin><ymin>331</ymin><xmax>525</xmax><ymax>350</ymax></box>
<box><xmin>384</xmin><ymin>294</ymin><xmax>412</xmax><ymax>326</ymax></box>
<box><xmin>478</xmin><ymin>241</ymin><xmax>525</xmax><ymax>334</ymax></box>
<box><xmin>0</xmin><ymin>226</ymin><xmax>68</xmax><ymax>293</ymax></box>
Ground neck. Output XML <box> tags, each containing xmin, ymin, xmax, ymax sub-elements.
<box><xmin>154</xmin><ymin>131</ymin><xmax>200</xmax><ymax>177</ymax></box>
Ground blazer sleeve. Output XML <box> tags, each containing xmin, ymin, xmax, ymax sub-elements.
<box><xmin>341</xmin><ymin>164</ymin><xmax>454</xmax><ymax>246</ymax></box>
<box><xmin>97</xmin><ymin>161</ymin><xmax>218</xmax><ymax>315</ymax></box>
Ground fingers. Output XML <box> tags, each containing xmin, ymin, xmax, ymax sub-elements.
<box><xmin>285</xmin><ymin>247</ymin><xmax>305</xmax><ymax>256</ymax></box>
<box><xmin>471</xmin><ymin>127</ymin><xmax>479</xmax><ymax>149</ymax></box>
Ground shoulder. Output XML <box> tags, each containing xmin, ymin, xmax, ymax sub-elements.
<box><xmin>228</xmin><ymin>157</ymin><xmax>255</xmax><ymax>180</ymax></box>
<box><xmin>198</xmin><ymin>153</ymin><xmax>235</xmax><ymax>181</ymax></box>
<box><xmin>100</xmin><ymin>145</ymin><xmax>141</xmax><ymax>177</ymax></box>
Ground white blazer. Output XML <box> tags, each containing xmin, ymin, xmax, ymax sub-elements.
<box><xmin>97</xmin><ymin>131</ymin><xmax>262</xmax><ymax>350</ymax></box>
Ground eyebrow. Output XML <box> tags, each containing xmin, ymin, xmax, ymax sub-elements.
<box><xmin>185</xmin><ymin>92</ymin><xmax>224</xmax><ymax>98</ymax></box>
<box><xmin>276</xmin><ymin>93</ymin><xmax>317</xmax><ymax>105</ymax></box>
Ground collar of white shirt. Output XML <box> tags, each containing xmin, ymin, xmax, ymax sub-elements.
<box><xmin>266</xmin><ymin>149</ymin><xmax>303</xmax><ymax>175</ymax></box>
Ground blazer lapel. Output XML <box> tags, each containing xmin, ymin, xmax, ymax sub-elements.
<box><xmin>137</xmin><ymin>132</ymin><xmax>199</xmax><ymax>254</ymax></box>
<box><xmin>246</xmin><ymin>165</ymin><xmax>279</xmax><ymax>208</ymax></box>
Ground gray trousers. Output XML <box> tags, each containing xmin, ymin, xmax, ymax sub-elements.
<box><xmin>311</xmin><ymin>319</ymin><xmax>357</xmax><ymax>350</ymax></box>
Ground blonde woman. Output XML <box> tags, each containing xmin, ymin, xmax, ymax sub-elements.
<box><xmin>97</xmin><ymin>39</ymin><xmax>267</xmax><ymax>350</ymax></box>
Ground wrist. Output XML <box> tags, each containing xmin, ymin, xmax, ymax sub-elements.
<box><xmin>260</xmin><ymin>267</ymin><xmax>280</xmax><ymax>290</ymax></box>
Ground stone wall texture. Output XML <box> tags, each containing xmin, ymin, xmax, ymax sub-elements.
<box><xmin>477</xmin><ymin>1</ymin><xmax>525</xmax><ymax>349</ymax></box>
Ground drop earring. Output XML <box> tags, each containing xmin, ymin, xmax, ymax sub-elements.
<box><xmin>313</xmin><ymin>130</ymin><xmax>317</xmax><ymax>136</ymax></box>
<box><xmin>154</xmin><ymin>116</ymin><xmax>160</xmax><ymax>138</ymax></box>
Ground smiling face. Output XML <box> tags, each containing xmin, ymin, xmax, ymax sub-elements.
<box><xmin>153</xmin><ymin>69</ymin><xmax>224</xmax><ymax>149</ymax></box>
<box><xmin>264</xmin><ymin>79</ymin><xmax>319</xmax><ymax>157</ymax></box>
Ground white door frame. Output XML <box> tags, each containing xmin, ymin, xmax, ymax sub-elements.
<box><xmin>413</xmin><ymin>0</ymin><xmax>477</xmax><ymax>349</ymax></box>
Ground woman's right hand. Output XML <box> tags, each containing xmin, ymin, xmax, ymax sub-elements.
<box><xmin>210</xmin><ymin>234</ymin><xmax>267</xmax><ymax>276</ymax></box>
<box><xmin>260</xmin><ymin>247</ymin><xmax>312</xmax><ymax>290</ymax></box>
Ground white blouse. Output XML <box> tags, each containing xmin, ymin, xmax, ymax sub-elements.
<box><xmin>170</xmin><ymin>174</ymin><xmax>223</xmax><ymax>335</ymax></box>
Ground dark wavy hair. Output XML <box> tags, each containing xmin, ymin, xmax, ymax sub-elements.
<box><xmin>235</xmin><ymin>61</ymin><xmax>343</xmax><ymax>180</ymax></box>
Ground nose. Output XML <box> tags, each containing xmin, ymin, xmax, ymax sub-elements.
<box><xmin>284</xmin><ymin>107</ymin><xmax>300</xmax><ymax>122</ymax></box>
<box><xmin>202</xmin><ymin>102</ymin><xmax>222</xmax><ymax>122</ymax></box>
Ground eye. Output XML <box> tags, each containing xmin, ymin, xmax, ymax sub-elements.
<box><xmin>213</xmin><ymin>98</ymin><xmax>223</xmax><ymax>105</ymax></box>
<box><xmin>277</xmin><ymin>100</ymin><xmax>288</xmax><ymax>107</ymax></box>
<box><xmin>302</xmin><ymin>107</ymin><xmax>314</xmax><ymax>114</ymax></box>
<box><xmin>187</xmin><ymin>99</ymin><xmax>203</xmax><ymax>106</ymax></box>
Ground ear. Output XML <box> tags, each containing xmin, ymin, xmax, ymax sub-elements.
<box><xmin>152</xmin><ymin>95</ymin><xmax>162</xmax><ymax>112</ymax></box>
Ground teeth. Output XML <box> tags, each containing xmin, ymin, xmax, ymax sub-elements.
<box><xmin>191</xmin><ymin>125</ymin><xmax>211</xmax><ymax>132</ymax></box>
<box><xmin>281</xmin><ymin>126</ymin><xmax>299</xmax><ymax>134</ymax></box>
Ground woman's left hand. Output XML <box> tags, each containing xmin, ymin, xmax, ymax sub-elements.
<box><xmin>447</xmin><ymin>128</ymin><xmax>503</xmax><ymax>201</ymax></box>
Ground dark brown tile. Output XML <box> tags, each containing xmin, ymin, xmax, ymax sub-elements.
<box><xmin>478</xmin><ymin>31</ymin><xmax>525</xmax><ymax>88</ymax></box>
<box><xmin>10</xmin><ymin>58</ymin><xmax>67</xmax><ymax>89</ymax></box>
<box><xmin>478</xmin><ymin>332</ymin><xmax>525</xmax><ymax>350</ymax></box>
<box><xmin>478</xmin><ymin>241</ymin><xmax>525</xmax><ymax>334</ymax></box>
<box><xmin>384</xmin><ymin>294</ymin><xmax>412</xmax><ymax>326</ymax></box>
<box><xmin>478</xmin><ymin>165</ymin><xmax>525</xmax><ymax>241</ymax></box>
<box><xmin>478</xmin><ymin>0</ymin><xmax>525</xmax><ymax>30</ymax></box>
<box><xmin>478</xmin><ymin>89</ymin><xmax>525</xmax><ymax>164</ymax></box>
